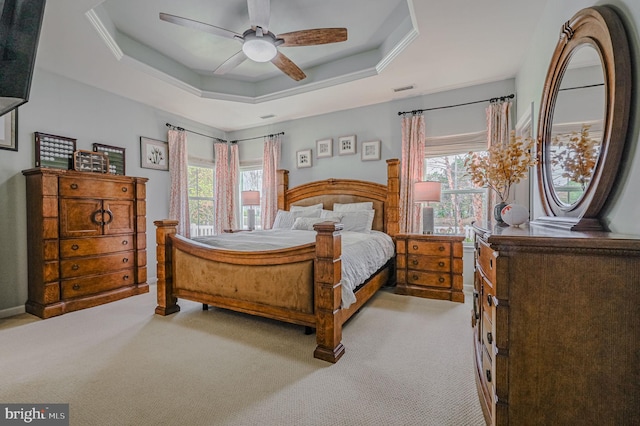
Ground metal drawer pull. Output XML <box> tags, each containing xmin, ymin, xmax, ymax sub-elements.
<box><xmin>123</xmin><ymin>275</ymin><xmax>129</xmax><ymax>280</ymax></box>
<box><xmin>412</xmin><ymin>244</ymin><xmax>418</xmax><ymax>250</ymax></box>
<box><xmin>412</xmin><ymin>260</ymin><xmax>418</xmax><ymax>265</ymax></box>
<box><xmin>438</xmin><ymin>261</ymin><xmax>445</xmax><ymax>267</ymax></box>
<box><xmin>72</xmin><ymin>284</ymin><xmax>80</xmax><ymax>290</ymax></box>
<box><xmin>122</xmin><ymin>258</ymin><xmax>129</xmax><ymax>263</ymax></box>
<box><xmin>439</xmin><ymin>277</ymin><xmax>445</xmax><ymax>283</ymax></box>
<box><xmin>487</xmin><ymin>295</ymin><xmax>493</xmax><ymax>306</ymax></box>
<box><xmin>487</xmin><ymin>332</ymin><xmax>493</xmax><ymax>344</ymax></box>
<box><xmin>412</xmin><ymin>275</ymin><xmax>419</xmax><ymax>281</ymax></box>
<box><xmin>71</xmin><ymin>244</ymin><xmax>79</xmax><ymax>250</ymax></box>
<box><xmin>122</xmin><ymin>240</ymin><xmax>128</xmax><ymax>245</ymax></box>
<box><xmin>490</xmin><ymin>259</ymin><xmax>493</xmax><ymax>269</ymax></box>
<box><xmin>72</xmin><ymin>264</ymin><xmax>79</xmax><ymax>271</ymax></box>
<box><xmin>439</xmin><ymin>246</ymin><xmax>445</xmax><ymax>251</ymax></box>
<box><xmin>70</xmin><ymin>183</ymin><xmax>78</xmax><ymax>189</ymax></box>
<box><xmin>486</xmin><ymin>369</ymin><xmax>492</xmax><ymax>383</ymax></box>
<box><xmin>121</xmin><ymin>187</ymin><xmax>128</xmax><ymax>192</ymax></box>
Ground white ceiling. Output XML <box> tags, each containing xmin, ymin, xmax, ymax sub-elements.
<box><xmin>35</xmin><ymin>0</ymin><xmax>549</xmax><ymax>132</ymax></box>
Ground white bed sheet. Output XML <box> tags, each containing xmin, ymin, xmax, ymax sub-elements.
<box><xmin>193</xmin><ymin>229</ymin><xmax>394</xmax><ymax>308</ymax></box>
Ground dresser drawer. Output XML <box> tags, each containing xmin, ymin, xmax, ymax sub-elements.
<box><xmin>407</xmin><ymin>254</ymin><xmax>450</xmax><ymax>272</ymax></box>
<box><xmin>61</xmin><ymin>268</ymin><xmax>135</xmax><ymax>298</ymax></box>
<box><xmin>60</xmin><ymin>235</ymin><xmax>134</xmax><ymax>258</ymax></box>
<box><xmin>60</xmin><ymin>251</ymin><xmax>134</xmax><ymax>278</ymax></box>
<box><xmin>481</xmin><ymin>346</ymin><xmax>495</xmax><ymax>406</ymax></box>
<box><xmin>482</xmin><ymin>310</ymin><xmax>495</xmax><ymax>354</ymax></box>
<box><xmin>406</xmin><ymin>239</ymin><xmax>451</xmax><ymax>256</ymax></box>
<box><xmin>477</xmin><ymin>239</ymin><xmax>497</xmax><ymax>283</ymax></box>
<box><xmin>59</xmin><ymin>176</ymin><xmax>134</xmax><ymax>200</ymax></box>
<box><xmin>406</xmin><ymin>270</ymin><xmax>451</xmax><ymax>288</ymax></box>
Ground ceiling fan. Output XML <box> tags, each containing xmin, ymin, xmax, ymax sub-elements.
<box><xmin>159</xmin><ymin>0</ymin><xmax>348</xmax><ymax>81</ymax></box>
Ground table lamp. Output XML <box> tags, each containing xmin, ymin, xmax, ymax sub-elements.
<box><xmin>241</xmin><ymin>190</ymin><xmax>260</xmax><ymax>230</ymax></box>
<box><xmin>414</xmin><ymin>181</ymin><xmax>441</xmax><ymax>234</ymax></box>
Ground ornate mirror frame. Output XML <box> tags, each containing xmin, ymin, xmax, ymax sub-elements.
<box><xmin>535</xmin><ymin>6</ymin><xmax>631</xmax><ymax>231</ymax></box>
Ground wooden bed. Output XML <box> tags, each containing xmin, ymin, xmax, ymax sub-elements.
<box><xmin>154</xmin><ymin>158</ymin><xmax>399</xmax><ymax>363</ymax></box>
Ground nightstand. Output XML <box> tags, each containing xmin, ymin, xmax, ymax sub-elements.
<box><xmin>395</xmin><ymin>233</ymin><xmax>464</xmax><ymax>302</ymax></box>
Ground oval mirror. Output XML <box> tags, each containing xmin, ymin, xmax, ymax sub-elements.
<box><xmin>536</xmin><ymin>6</ymin><xmax>631</xmax><ymax>231</ymax></box>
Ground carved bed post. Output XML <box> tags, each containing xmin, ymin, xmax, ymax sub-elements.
<box><xmin>386</xmin><ymin>158</ymin><xmax>400</xmax><ymax>237</ymax></box>
<box><xmin>276</xmin><ymin>169</ymin><xmax>289</xmax><ymax>211</ymax></box>
<box><xmin>313</xmin><ymin>221</ymin><xmax>345</xmax><ymax>363</ymax></box>
<box><xmin>154</xmin><ymin>220</ymin><xmax>180</xmax><ymax>315</ymax></box>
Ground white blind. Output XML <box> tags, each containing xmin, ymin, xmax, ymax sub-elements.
<box><xmin>424</xmin><ymin>130</ymin><xmax>488</xmax><ymax>157</ymax></box>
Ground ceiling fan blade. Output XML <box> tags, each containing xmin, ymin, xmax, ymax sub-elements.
<box><xmin>159</xmin><ymin>12</ymin><xmax>243</xmax><ymax>41</ymax></box>
<box><xmin>271</xmin><ymin>51</ymin><xmax>306</xmax><ymax>81</ymax></box>
<box><xmin>278</xmin><ymin>28</ymin><xmax>347</xmax><ymax>47</ymax></box>
<box><xmin>214</xmin><ymin>51</ymin><xmax>248</xmax><ymax>75</ymax></box>
<box><xmin>247</xmin><ymin>0</ymin><xmax>270</xmax><ymax>33</ymax></box>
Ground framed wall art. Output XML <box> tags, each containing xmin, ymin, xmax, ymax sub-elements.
<box><xmin>94</xmin><ymin>143</ymin><xmax>126</xmax><ymax>175</ymax></box>
<box><xmin>296</xmin><ymin>149</ymin><xmax>312</xmax><ymax>168</ymax></box>
<box><xmin>361</xmin><ymin>140</ymin><xmax>381</xmax><ymax>161</ymax></box>
<box><xmin>0</xmin><ymin>109</ymin><xmax>18</xmax><ymax>151</ymax></box>
<box><xmin>338</xmin><ymin>135</ymin><xmax>356</xmax><ymax>155</ymax></box>
<box><xmin>34</xmin><ymin>132</ymin><xmax>76</xmax><ymax>169</ymax></box>
<box><xmin>140</xmin><ymin>136</ymin><xmax>168</xmax><ymax>171</ymax></box>
<box><xmin>316</xmin><ymin>138</ymin><xmax>332</xmax><ymax>158</ymax></box>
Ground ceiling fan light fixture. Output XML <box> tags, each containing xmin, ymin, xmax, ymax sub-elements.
<box><xmin>242</xmin><ymin>32</ymin><xmax>277</xmax><ymax>62</ymax></box>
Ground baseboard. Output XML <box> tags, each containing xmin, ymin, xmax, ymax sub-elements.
<box><xmin>0</xmin><ymin>305</ymin><xmax>26</xmax><ymax>319</ymax></box>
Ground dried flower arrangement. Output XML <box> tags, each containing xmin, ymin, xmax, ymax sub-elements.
<box><xmin>464</xmin><ymin>131</ymin><xmax>537</xmax><ymax>202</ymax></box>
<box><xmin>551</xmin><ymin>124</ymin><xmax>600</xmax><ymax>190</ymax></box>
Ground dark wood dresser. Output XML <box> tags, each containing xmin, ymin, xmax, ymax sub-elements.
<box><xmin>22</xmin><ymin>168</ymin><xmax>149</xmax><ymax>318</ymax></box>
<box><xmin>395</xmin><ymin>233</ymin><xmax>464</xmax><ymax>302</ymax></box>
<box><xmin>472</xmin><ymin>222</ymin><xmax>640</xmax><ymax>425</ymax></box>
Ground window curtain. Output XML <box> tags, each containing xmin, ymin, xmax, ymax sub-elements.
<box><xmin>168</xmin><ymin>129</ymin><xmax>190</xmax><ymax>237</ymax></box>
<box><xmin>213</xmin><ymin>143</ymin><xmax>233</xmax><ymax>234</ymax></box>
<box><xmin>399</xmin><ymin>114</ymin><xmax>426</xmax><ymax>233</ymax></box>
<box><xmin>261</xmin><ymin>134</ymin><xmax>281</xmax><ymax>229</ymax></box>
<box><xmin>228</xmin><ymin>143</ymin><xmax>239</xmax><ymax>230</ymax></box>
<box><xmin>486</xmin><ymin>99</ymin><xmax>513</xmax><ymax>208</ymax></box>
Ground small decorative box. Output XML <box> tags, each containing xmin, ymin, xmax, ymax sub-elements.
<box><xmin>73</xmin><ymin>150</ymin><xmax>109</xmax><ymax>173</ymax></box>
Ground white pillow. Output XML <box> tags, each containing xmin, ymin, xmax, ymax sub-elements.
<box><xmin>340</xmin><ymin>210</ymin><xmax>375</xmax><ymax>233</ymax></box>
<box><xmin>272</xmin><ymin>209</ymin><xmax>321</xmax><ymax>229</ymax></box>
<box><xmin>320</xmin><ymin>210</ymin><xmax>344</xmax><ymax>221</ymax></box>
<box><xmin>291</xmin><ymin>216</ymin><xmax>340</xmax><ymax>231</ymax></box>
<box><xmin>290</xmin><ymin>203</ymin><xmax>323</xmax><ymax>212</ymax></box>
<box><xmin>333</xmin><ymin>202</ymin><xmax>373</xmax><ymax>212</ymax></box>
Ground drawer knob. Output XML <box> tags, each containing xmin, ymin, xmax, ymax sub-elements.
<box><xmin>72</xmin><ymin>264</ymin><xmax>79</xmax><ymax>271</ymax></box>
<box><xmin>70</xmin><ymin>183</ymin><xmax>78</xmax><ymax>190</ymax></box>
<box><xmin>438</xmin><ymin>277</ymin><xmax>445</xmax><ymax>283</ymax></box>
<box><xmin>72</xmin><ymin>284</ymin><xmax>80</xmax><ymax>290</ymax></box>
<box><xmin>487</xmin><ymin>295</ymin><xmax>493</xmax><ymax>306</ymax></box>
<box><xmin>486</xmin><ymin>369</ymin><xmax>492</xmax><ymax>383</ymax></box>
<box><xmin>412</xmin><ymin>244</ymin><xmax>418</xmax><ymax>250</ymax></box>
<box><xmin>490</xmin><ymin>259</ymin><xmax>493</xmax><ymax>270</ymax></box>
<box><xmin>122</xmin><ymin>258</ymin><xmax>129</xmax><ymax>263</ymax></box>
<box><xmin>122</xmin><ymin>187</ymin><xmax>128</xmax><ymax>192</ymax></box>
<box><xmin>412</xmin><ymin>275</ymin><xmax>419</xmax><ymax>281</ymax></box>
<box><xmin>123</xmin><ymin>275</ymin><xmax>129</xmax><ymax>280</ymax></box>
<box><xmin>487</xmin><ymin>332</ymin><xmax>493</xmax><ymax>344</ymax></box>
<box><xmin>438</xmin><ymin>261</ymin><xmax>445</xmax><ymax>267</ymax></box>
<box><xmin>412</xmin><ymin>260</ymin><xmax>418</xmax><ymax>265</ymax></box>
<box><xmin>71</xmin><ymin>244</ymin><xmax>79</xmax><ymax>250</ymax></box>
<box><xmin>438</xmin><ymin>246</ymin><xmax>445</xmax><ymax>251</ymax></box>
<box><xmin>122</xmin><ymin>240</ymin><xmax>128</xmax><ymax>245</ymax></box>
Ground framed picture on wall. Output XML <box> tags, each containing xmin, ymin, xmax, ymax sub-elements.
<box><xmin>338</xmin><ymin>135</ymin><xmax>356</xmax><ymax>155</ymax></box>
<box><xmin>316</xmin><ymin>138</ymin><xmax>332</xmax><ymax>158</ymax></box>
<box><xmin>140</xmin><ymin>136</ymin><xmax>169</xmax><ymax>171</ymax></box>
<box><xmin>94</xmin><ymin>143</ymin><xmax>126</xmax><ymax>175</ymax></box>
<box><xmin>296</xmin><ymin>149</ymin><xmax>312</xmax><ymax>168</ymax></box>
<box><xmin>0</xmin><ymin>109</ymin><xmax>17</xmax><ymax>151</ymax></box>
<box><xmin>361</xmin><ymin>140</ymin><xmax>381</xmax><ymax>161</ymax></box>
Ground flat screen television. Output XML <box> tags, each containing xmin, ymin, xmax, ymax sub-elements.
<box><xmin>0</xmin><ymin>0</ymin><xmax>46</xmax><ymax>117</ymax></box>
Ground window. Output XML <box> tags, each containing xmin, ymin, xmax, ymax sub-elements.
<box><xmin>239</xmin><ymin>166</ymin><xmax>263</xmax><ymax>230</ymax></box>
<box><xmin>423</xmin><ymin>131</ymin><xmax>489</xmax><ymax>241</ymax></box>
<box><xmin>188</xmin><ymin>164</ymin><xmax>214</xmax><ymax>236</ymax></box>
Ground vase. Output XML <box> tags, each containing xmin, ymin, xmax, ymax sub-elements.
<box><xmin>494</xmin><ymin>201</ymin><xmax>508</xmax><ymax>225</ymax></box>
<box><xmin>501</xmin><ymin>203</ymin><xmax>529</xmax><ymax>227</ymax></box>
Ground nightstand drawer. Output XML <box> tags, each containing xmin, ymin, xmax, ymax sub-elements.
<box><xmin>407</xmin><ymin>254</ymin><xmax>450</xmax><ymax>272</ymax></box>
<box><xmin>406</xmin><ymin>239</ymin><xmax>451</xmax><ymax>256</ymax></box>
<box><xmin>407</xmin><ymin>270</ymin><xmax>451</xmax><ymax>288</ymax></box>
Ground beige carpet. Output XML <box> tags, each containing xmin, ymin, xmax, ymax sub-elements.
<box><xmin>0</xmin><ymin>287</ymin><xmax>484</xmax><ymax>426</ymax></box>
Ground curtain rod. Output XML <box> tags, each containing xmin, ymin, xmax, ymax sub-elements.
<box><xmin>165</xmin><ymin>123</ymin><xmax>228</xmax><ymax>143</ymax></box>
<box><xmin>397</xmin><ymin>93</ymin><xmax>515</xmax><ymax>116</ymax></box>
<box><xmin>230</xmin><ymin>131</ymin><xmax>285</xmax><ymax>143</ymax></box>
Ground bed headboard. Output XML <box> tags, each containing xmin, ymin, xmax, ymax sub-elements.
<box><xmin>277</xmin><ymin>159</ymin><xmax>400</xmax><ymax>236</ymax></box>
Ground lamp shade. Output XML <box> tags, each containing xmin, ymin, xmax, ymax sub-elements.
<box><xmin>241</xmin><ymin>190</ymin><xmax>260</xmax><ymax>206</ymax></box>
<box><xmin>414</xmin><ymin>181</ymin><xmax>441</xmax><ymax>202</ymax></box>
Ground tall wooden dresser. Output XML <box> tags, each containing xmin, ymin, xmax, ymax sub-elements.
<box><xmin>472</xmin><ymin>222</ymin><xmax>640</xmax><ymax>425</ymax></box>
<box><xmin>22</xmin><ymin>168</ymin><xmax>149</xmax><ymax>318</ymax></box>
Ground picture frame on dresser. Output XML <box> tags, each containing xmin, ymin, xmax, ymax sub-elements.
<box><xmin>94</xmin><ymin>143</ymin><xmax>126</xmax><ymax>175</ymax></box>
<box><xmin>0</xmin><ymin>109</ymin><xmax>17</xmax><ymax>151</ymax></box>
<box><xmin>140</xmin><ymin>136</ymin><xmax>168</xmax><ymax>171</ymax></box>
<box><xmin>34</xmin><ymin>132</ymin><xmax>76</xmax><ymax>169</ymax></box>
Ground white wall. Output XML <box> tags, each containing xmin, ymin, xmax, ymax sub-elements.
<box><xmin>516</xmin><ymin>0</ymin><xmax>640</xmax><ymax>234</ymax></box>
